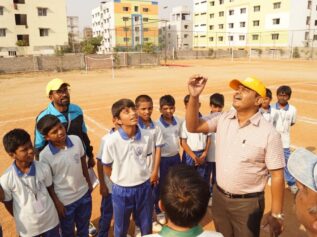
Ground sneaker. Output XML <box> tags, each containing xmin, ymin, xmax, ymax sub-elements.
<box><xmin>156</xmin><ymin>213</ymin><xmax>167</xmax><ymax>225</ymax></box>
<box><xmin>89</xmin><ymin>222</ymin><xmax>97</xmax><ymax>237</ymax></box>
<box><xmin>152</xmin><ymin>221</ymin><xmax>163</xmax><ymax>232</ymax></box>
<box><xmin>289</xmin><ymin>184</ymin><xmax>299</xmax><ymax>195</ymax></box>
<box><xmin>208</xmin><ymin>196</ymin><xmax>213</xmax><ymax>207</ymax></box>
<box><xmin>134</xmin><ymin>226</ymin><xmax>141</xmax><ymax>237</ymax></box>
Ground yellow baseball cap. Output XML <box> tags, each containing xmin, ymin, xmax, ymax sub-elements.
<box><xmin>229</xmin><ymin>77</ymin><xmax>266</xmax><ymax>97</ymax></box>
<box><xmin>46</xmin><ymin>78</ymin><xmax>69</xmax><ymax>96</ymax></box>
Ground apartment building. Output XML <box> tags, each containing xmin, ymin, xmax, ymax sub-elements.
<box><xmin>161</xmin><ymin>6</ymin><xmax>192</xmax><ymax>51</ymax></box>
<box><xmin>193</xmin><ymin>0</ymin><xmax>317</xmax><ymax>49</ymax></box>
<box><xmin>92</xmin><ymin>0</ymin><xmax>159</xmax><ymax>53</ymax></box>
<box><xmin>83</xmin><ymin>27</ymin><xmax>93</xmax><ymax>40</ymax></box>
<box><xmin>0</xmin><ymin>0</ymin><xmax>68</xmax><ymax>56</ymax></box>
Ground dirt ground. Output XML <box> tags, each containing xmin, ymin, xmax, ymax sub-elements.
<box><xmin>0</xmin><ymin>59</ymin><xmax>316</xmax><ymax>236</ymax></box>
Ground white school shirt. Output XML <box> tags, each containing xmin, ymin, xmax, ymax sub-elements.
<box><xmin>102</xmin><ymin>126</ymin><xmax>153</xmax><ymax>187</ymax></box>
<box><xmin>260</xmin><ymin>106</ymin><xmax>278</xmax><ymax>126</ymax></box>
<box><xmin>156</xmin><ymin>115</ymin><xmax>182</xmax><ymax>157</ymax></box>
<box><xmin>39</xmin><ymin>135</ymin><xmax>88</xmax><ymax>205</ymax></box>
<box><xmin>271</xmin><ymin>103</ymin><xmax>297</xmax><ymax>148</ymax></box>
<box><xmin>180</xmin><ymin>119</ymin><xmax>209</xmax><ymax>152</ymax></box>
<box><xmin>138</xmin><ymin>118</ymin><xmax>164</xmax><ymax>171</ymax></box>
<box><xmin>0</xmin><ymin>161</ymin><xmax>59</xmax><ymax>237</ymax></box>
<box><xmin>96</xmin><ymin>129</ymin><xmax>115</xmax><ymax>193</ymax></box>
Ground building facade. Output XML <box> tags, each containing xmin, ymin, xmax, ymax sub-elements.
<box><xmin>193</xmin><ymin>0</ymin><xmax>317</xmax><ymax>49</ymax></box>
<box><xmin>92</xmin><ymin>0</ymin><xmax>159</xmax><ymax>53</ymax></box>
<box><xmin>0</xmin><ymin>0</ymin><xmax>68</xmax><ymax>56</ymax></box>
<box><xmin>83</xmin><ymin>27</ymin><xmax>93</xmax><ymax>40</ymax></box>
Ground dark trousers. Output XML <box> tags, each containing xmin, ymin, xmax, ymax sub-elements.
<box><xmin>211</xmin><ymin>185</ymin><xmax>265</xmax><ymax>237</ymax></box>
<box><xmin>98</xmin><ymin>194</ymin><xmax>113</xmax><ymax>237</ymax></box>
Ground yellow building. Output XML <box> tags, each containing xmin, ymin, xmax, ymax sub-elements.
<box><xmin>92</xmin><ymin>0</ymin><xmax>159</xmax><ymax>52</ymax></box>
<box><xmin>0</xmin><ymin>0</ymin><xmax>68</xmax><ymax>56</ymax></box>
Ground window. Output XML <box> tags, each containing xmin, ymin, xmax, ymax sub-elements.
<box><xmin>313</xmin><ymin>35</ymin><xmax>317</xmax><ymax>40</ymax></box>
<box><xmin>0</xmin><ymin>28</ymin><xmax>6</xmax><ymax>37</ymax></box>
<box><xmin>17</xmin><ymin>34</ymin><xmax>29</xmax><ymax>46</ymax></box>
<box><xmin>228</xmin><ymin>35</ymin><xmax>233</xmax><ymax>41</ymax></box>
<box><xmin>219</xmin><ymin>11</ymin><xmax>224</xmax><ymax>17</ymax></box>
<box><xmin>209</xmin><ymin>37</ymin><xmax>214</xmax><ymax>41</ymax></box>
<box><xmin>218</xmin><ymin>36</ymin><xmax>223</xmax><ymax>41</ymax></box>
<box><xmin>307</xmin><ymin>16</ymin><xmax>311</xmax><ymax>25</ymax></box>
<box><xmin>210</xmin><ymin>1</ymin><xmax>215</xmax><ymax>6</ymax></box>
<box><xmin>144</xmin><ymin>37</ymin><xmax>149</xmax><ymax>42</ymax></box>
<box><xmin>0</xmin><ymin>6</ymin><xmax>3</xmax><ymax>15</ymax></box>
<box><xmin>143</xmin><ymin>17</ymin><xmax>148</xmax><ymax>22</ymax></box>
<box><xmin>254</xmin><ymin>5</ymin><xmax>260</xmax><ymax>12</ymax></box>
<box><xmin>239</xmin><ymin>35</ymin><xmax>245</xmax><ymax>40</ymax></box>
<box><xmin>143</xmin><ymin>8</ymin><xmax>149</xmax><ymax>12</ymax></box>
<box><xmin>8</xmin><ymin>51</ymin><xmax>16</xmax><ymax>56</ymax></box>
<box><xmin>200</xmin><ymin>35</ymin><xmax>206</xmax><ymax>38</ymax></box>
<box><xmin>134</xmin><ymin>16</ymin><xmax>139</xmax><ymax>21</ymax></box>
<box><xmin>15</xmin><ymin>14</ymin><xmax>27</xmax><ymax>25</ymax></box>
<box><xmin>13</xmin><ymin>0</ymin><xmax>25</xmax><ymax>3</ymax></box>
<box><xmin>219</xmin><ymin>0</ymin><xmax>224</xmax><ymax>4</ymax></box>
<box><xmin>38</xmin><ymin>8</ymin><xmax>47</xmax><ymax>16</ymax></box>
<box><xmin>218</xmin><ymin>24</ymin><xmax>224</xmax><ymax>29</ymax></box>
<box><xmin>315</xmin><ymin>20</ymin><xmax>317</xmax><ymax>26</ymax></box>
<box><xmin>273</xmin><ymin>18</ymin><xmax>280</xmax><ymax>25</ymax></box>
<box><xmin>305</xmin><ymin>32</ymin><xmax>309</xmax><ymax>40</ymax></box>
<box><xmin>229</xmin><ymin>10</ymin><xmax>234</xmax><ymax>15</ymax></box>
<box><xmin>135</xmin><ymin>36</ymin><xmax>139</xmax><ymax>42</ymax></box>
<box><xmin>308</xmin><ymin>0</ymin><xmax>312</xmax><ymax>9</ymax></box>
<box><xmin>228</xmin><ymin>23</ymin><xmax>234</xmax><ymax>28</ymax></box>
<box><xmin>184</xmin><ymin>25</ymin><xmax>188</xmax><ymax>29</ymax></box>
<box><xmin>124</xmin><ymin>37</ymin><xmax>129</xmax><ymax>42</ymax></box>
<box><xmin>253</xmin><ymin>20</ymin><xmax>260</xmax><ymax>26</ymax></box>
<box><xmin>209</xmin><ymin>25</ymin><xmax>214</xmax><ymax>30</ymax></box>
<box><xmin>252</xmin><ymin>34</ymin><xmax>259</xmax><ymax>40</ymax></box>
<box><xmin>135</xmin><ymin>27</ymin><xmax>140</xmax><ymax>32</ymax></box>
<box><xmin>200</xmin><ymin>24</ymin><xmax>206</xmax><ymax>26</ymax></box>
<box><xmin>240</xmin><ymin>22</ymin><xmax>246</xmax><ymax>27</ymax></box>
<box><xmin>123</xmin><ymin>7</ymin><xmax>129</xmax><ymax>11</ymax></box>
<box><xmin>39</xmin><ymin>28</ymin><xmax>49</xmax><ymax>36</ymax></box>
<box><xmin>273</xmin><ymin>2</ymin><xmax>281</xmax><ymax>9</ymax></box>
<box><xmin>210</xmin><ymin>13</ymin><xmax>214</xmax><ymax>18</ymax></box>
<box><xmin>143</xmin><ymin>28</ymin><xmax>149</xmax><ymax>32</ymax></box>
<box><xmin>134</xmin><ymin>6</ymin><xmax>138</xmax><ymax>11</ymax></box>
<box><xmin>240</xmin><ymin>8</ymin><xmax>246</xmax><ymax>14</ymax></box>
<box><xmin>184</xmin><ymin>34</ymin><xmax>188</xmax><ymax>38</ymax></box>
<box><xmin>272</xmin><ymin>33</ymin><xmax>279</xmax><ymax>40</ymax></box>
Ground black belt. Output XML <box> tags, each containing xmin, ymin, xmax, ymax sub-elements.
<box><xmin>217</xmin><ymin>185</ymin><xmax>264</xmax><ymax>199</ymax></box>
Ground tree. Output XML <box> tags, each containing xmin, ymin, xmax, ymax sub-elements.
<box><xmin>80</xmin><ymin>36</ymin><xmax>103</xmax><ymax>54</ymax></box>
<box><xmin>142</xmin><ymin>42</ymin><xmax>155</xmax><ymax>54</ymax></box>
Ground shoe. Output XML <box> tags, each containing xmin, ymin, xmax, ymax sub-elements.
<box><xmin>152</xmin><ymin>221</ymin><xmax>162</xmax><ymax>232</ymax></box>
<box><xmin>208</xmin><ymin>196</ymin><xmax>213</xmax><ymax>207</ymax></box>
<box><xmin>289</xmin><ymin>184</ymin><xmax>298</xmax><ymax>194</ymax></box>
<box><xmin>156</xmin><ymin>213</ymin><xmax>167</xmax><ymax>225</ymax></box>
<box><xmin>134</xmin><ymin>226</ymin><xmax>141</xmax><ymax>237</ymax></box>
<box><xmin>89</xmin><ymin>222</ymin><xmax>98</xmax><ymax>237</ymax></box>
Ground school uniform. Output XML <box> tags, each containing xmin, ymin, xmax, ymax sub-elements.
<box><xmin>102</xmin><ymin>126</ymin><xmax>154</xmax><ymax>237</ymax></box>
<box><xmin>260</xmin><ymin>106</ymin><xmax>278</xmax><ymax>126</ymax></box>
<box><xmin>97</xmin><ymin>129</ymin><xmax>115</xmax><ymax>237</ymax></box>
<box><xmin>0</xmin><ymin>161</ymin><xmax>60</xmax><ymax>237</ymax></box>
<box><xmin>39</xmin><ymin>135</ymin><xmax>92</xmax><ymax>237</ymax></box>
<box><xmin>180</xmin><ymin>118</ymin><xmax>210</xmax><ymax>179</ymax></box>
<box><xmin>271</xmin><ymin>103</ymin><xmax>297</xmax><ymax>186</ymax></box>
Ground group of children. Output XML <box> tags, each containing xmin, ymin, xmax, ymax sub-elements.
<box><xmin>0</xmin><ymin>83</ymin><xmax>296</xmax><ymax>237</ymax></box>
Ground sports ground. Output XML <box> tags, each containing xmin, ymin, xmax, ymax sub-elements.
<box><xmin>0</xmin><ymin>58</ymin><xmax>316</xmax><ymax>236</ymax></box>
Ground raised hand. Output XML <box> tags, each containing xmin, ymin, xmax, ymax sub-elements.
<box><xmin>188</xmin><ymin>75</ymin><xmax>208</xmax><ymax>97</ymax></box>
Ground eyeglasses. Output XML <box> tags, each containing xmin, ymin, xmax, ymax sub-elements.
<box><xmin>53</xmin><ymin>88</ymin><xmax>70</xmax><ymax>95</ymax></box>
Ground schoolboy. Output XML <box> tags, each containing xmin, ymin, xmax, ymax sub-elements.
<box><xmin>96</xmin><ymin>119</ymin><xmax>117</xmax><ymax>237</ymax></box>
<box><xmin>260</xmin><ymin>88</ymin><xmax>278</xmax><ymax>125</ymax></box>
<box><xmin>0</xmin><ymin>185</ymin><xmax>4</xmax><ymax>236</ymax></box>
<box><xmin>101</xmin><ymin>99</ymin><xmax>154</xmax><ymax>237</ymax></box>
<box><xmin>135</xmin><ymin>95</ymin><xmax>164</xmax><ymax>232</ymax></box>
<box><xmin>156</xmin><ymin>95</ymin><xmax>182</xmax><ymax>223</ymax></box>
<box><xmin>204</xmin><ymin>93</ymin><xmax>224</xmax><ymax>206</ymax></box>
<box><xmin>271</xmin><ymin>85</ymin><xmax>297</xmax><ymax>193</ymax></box>
<box><xmin>0</xmin><ymin>129</ymin><xmax>60</xmax><ymax>237</ymax></box>
<box><xmin>181</xmin><ymin>95</ymin><xmax>210</xmax><ymax>179</ymax></box>
<box><xmin>37</xmin><ymin>115</ymin><xmax>92</xmax><ymax>237</ymax></box>
<box><xmin>144</xmin><ymin>165</ymin><xmax>223</xmax><ymax>237</ymax></box>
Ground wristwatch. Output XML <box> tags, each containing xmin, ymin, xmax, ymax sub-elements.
<box><xmin>271</xmin><ymin>213</ymin><xmax>285</xmax><ymax>221</ymax></box>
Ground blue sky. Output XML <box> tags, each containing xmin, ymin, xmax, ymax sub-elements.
<box><xmin>66</xmin><ymin>0</ymin><xmax>192</xmax><ymax>31</ymax></box>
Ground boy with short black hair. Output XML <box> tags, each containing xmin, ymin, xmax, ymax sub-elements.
<box><xmin>181</xmin><ymin>95</ymin><xmax>210</xmax><ymax>179</ymax></box>
<box><xmin>37</xmin><ymin>115</ymin><xmax>92</xmax><ymax>237</ymax></box>
<box><xmin>260</xmin><ymin>88</ymin><xmax>278</xmax><ymax>125</ymax></box>
<box><xmin>102</xmin><ymin>99</ymin><xmax>154</xmax><ymax>237</ymax></box>
<box><xmin>0</xmin><ymin>128</ymin><xmax>60</xmax><ymax>237</ymax></box>
<box><xmin>272</xmin><ymin>85</ymin><xmax>297</xmax><ymax>193</ymax></box>
<box><xmin>144</xmin><ymin>165</ymin><xmax>223</xmax><ymax>237</ymax></box>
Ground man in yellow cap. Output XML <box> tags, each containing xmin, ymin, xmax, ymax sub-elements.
<box><xmin>185</xmin><ymin>75</ymin><xmax>285</xmax><ymax>237</ymax></box>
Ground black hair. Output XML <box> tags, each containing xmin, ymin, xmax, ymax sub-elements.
<box><xmin>111</xmin><ymin>99</ymin><xmax>135</xmax><ymax>118</ymax></box>
<box><xmin>135</xmin><ymin>95</ymin><xmax>153</xmax><ymax>107</ymax></box>
<box><xmin>277</xmin><ymin>85</ymin><xmax>292</xmax><ymax>98</ymax></box>
<box><xmin>160</xmin><ymin>165</ymin><xmax>210</xmax><ymax>228</ymax></box>
<box><xmin>36</xmin><ymin>114</ymin><xmax>61</xmax><ymax>136</ymax></box>
<box><xmin>266</xmin><ymin>88</ymin><xmax>272</xmax><ymax>99</ymax></box>
<box><xmin>183</xmin><ymin>94</ymin><xmax>190</xmax><ymax>105</ymax></box>
<box><xmin>159</xmin><ymin>95</ymin><xmax>175</xmax><ymax>108</ymax></box>
<box><xmin>209</xmin><ymin>93</ymin><xmax>224</xmax><ymax>107</ymax></box>
<box><xmin>3</xmin><ymin>129</ymin><xmax>31</xmax><ymax>153</ymax></box>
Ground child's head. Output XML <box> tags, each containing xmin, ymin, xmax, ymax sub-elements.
<box><xmin>3</xmin><ymin>128</ymin><xmax>34</xmax><ymax>162</ymax></box>
<box><xmin>209</xmin><ymin>93</ymin><xmax>224</xmax><ymax>112</ymax></box>
<box><xmin>277</xmin><ymin>85</ymin><xmax>292</xmax><ymax>106</ymax></box>
<box><xmin>184</xmin><ymin>94</ymin><xmax>200</xmax><ymax>109</ymax></box>
<box><xmin>111</xmin><ymin>99</ymin><xmax>137</xmax><ymax>126</ymax></box>
<box><xmin>160</xmin><ymin>165</ymin><xmax>210</xmax><ymax>228</ymax></box>
<box><xmin>159</xmin><ymin>95</ymin><xmax>175</xmax><ymax>120</ymax></box>
<box><xmin>262</xmin><ymin>88</ymin><xmax>272</xmax><ymax>109</ymax></box>
<box><xmin>37</xmin><ymin>114</ymin><xmax>66</xmax><ymax>144</ymax></box>
<box><xmin>135</xmin><ymin>95</ymin><xmax>153</xmax><ymax>121</ymax></box>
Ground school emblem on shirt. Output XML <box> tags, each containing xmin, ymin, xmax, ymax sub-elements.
<box><xmin>73</xmin><ymin>153</ymin><xmax>80</xmax><ymax>163</ymax></box>
<box><xmin>135</xmin><ymin>146</ymin><xmax>143</xmax><ymax>156</ymax></box>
